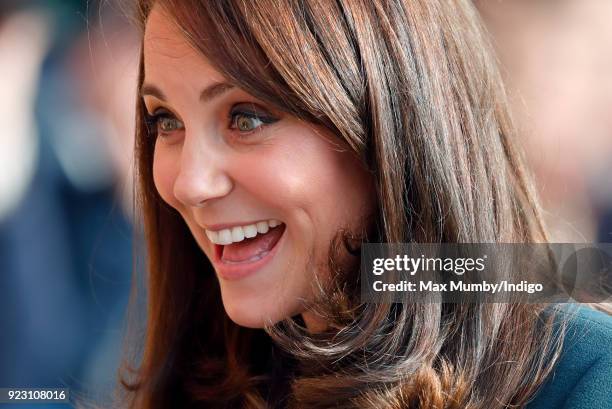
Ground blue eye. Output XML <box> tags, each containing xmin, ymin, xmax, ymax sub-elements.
<box><xmin>145</xmin><ymin>109</ymin><xmax>184</xmax><ymax>137</ymax></box>
<box><xmin>229</xmin><ymin>103</ymin><xmax>277</xmax><ymax>133</ymax></box>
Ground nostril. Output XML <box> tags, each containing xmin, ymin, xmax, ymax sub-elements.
<box><xmin>194</xmin><ymin>199</ymin><xmax>210</xmax><ymax>208</ymax></box>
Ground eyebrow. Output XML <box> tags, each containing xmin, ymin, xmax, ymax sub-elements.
<box><xmin>140</xmin><ymin>81</ymin><xmax>235</xmax><ymax>104</ymax></box>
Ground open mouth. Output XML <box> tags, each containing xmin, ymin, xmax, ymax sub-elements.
<box><xmin>210</xmin><ymin>221</ymin><xmax>286</xmax><ymax>265</ymax></box>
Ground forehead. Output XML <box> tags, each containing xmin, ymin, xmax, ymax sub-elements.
<box><xmin>143</xmin><ymin>5</ymin><xmax>225</xmax><ymax>86</ymax></box>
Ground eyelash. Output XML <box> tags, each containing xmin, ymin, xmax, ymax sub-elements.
<box><xmin>144</xmin><ymin>104</ymin><xmax>278</xmax><ymax>139</ymax></box>
<box><xmin>144</xmin><ymin>109</ymin><xmax>182</xmax><ymax>138</ymax></box>
<box><xmin>228</xmin><ymin>104</ymin><xmax>278</xmax><ymax>135</ymax></box>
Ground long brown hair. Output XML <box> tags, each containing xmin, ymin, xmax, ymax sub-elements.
<box><xmin>123</xmin><ymin>0</ymin><xmax>565</xmax><ymax>407</ymax></box>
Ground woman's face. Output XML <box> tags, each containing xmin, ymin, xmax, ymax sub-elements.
<box><xmin>143</xmin><ymin>6</ymin><xmax>374</xmax><ymax>329</ymax></box>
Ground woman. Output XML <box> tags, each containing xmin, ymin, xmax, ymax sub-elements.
<box><xmin>122</xmin><ymin>0</ymin><xmax>612</xmax><ymax>408</ymax></box>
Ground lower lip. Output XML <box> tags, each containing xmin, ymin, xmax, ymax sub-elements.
<box><xmin>213</xmin><ymin>226</ymin><xmax>286</xmax><ymax>281</ymax></box>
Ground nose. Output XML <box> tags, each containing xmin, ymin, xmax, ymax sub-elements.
<box><xmin>172</xmin><ymin>136</ymin><xmax>233</xmax><ymax>207</ymax></box>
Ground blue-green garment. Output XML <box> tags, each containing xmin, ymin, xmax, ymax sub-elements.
<box><xmin>526</xmin><ymin>305</ymin><xmax>612</xmax><ymax>409</ymax></box>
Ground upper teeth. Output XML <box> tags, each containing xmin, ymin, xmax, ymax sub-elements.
<box><xmin>205</xmin><ymin>219</ymin><xmax>282</xmax><ymax>245</ymax></box>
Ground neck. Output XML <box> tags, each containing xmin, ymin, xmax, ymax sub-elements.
<box><xmin>301</xmin><ymin>311</ymin><xmax>328</xmax><ymax>334</ymax></box>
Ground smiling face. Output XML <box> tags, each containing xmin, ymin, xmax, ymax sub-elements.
<box><xmin>142</xmin><ymin>6</ymin><xmax>374</xmax><ymax>329</ymax></box>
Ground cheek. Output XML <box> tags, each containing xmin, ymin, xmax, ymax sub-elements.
<box><xmin>229</xmin><ymin>142</ymin><xmax>318</xmax><ymax>210</ymax></box>
<box><xmin>229</xmin><ymin>128</ymin><xmax>373</xmax><ymax>239</ymax></box>
<box><xmin>152</xmin><ymin>145</ymin><xmax>180</xmax><ymax>209</ymax></box>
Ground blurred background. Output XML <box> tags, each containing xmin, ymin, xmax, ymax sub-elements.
<box><xmin>0</xmin><ymin>0</ymin><xmax>138</xmax><ymax>407</ymax></box>
<box><xmin>477</xmin><ymin>0</ymin><xmax>612</xmax><ymax>242</ymax></box>
<box><xmin>0</xmin><ymin>0</ymin><xmax>610</xmax><ymax>408</ymax></box>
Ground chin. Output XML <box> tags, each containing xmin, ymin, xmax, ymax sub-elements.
<box><xmin>220</xmin><ymin>294</ymin><xmax>291</xmax><ymax>329</ymax></box>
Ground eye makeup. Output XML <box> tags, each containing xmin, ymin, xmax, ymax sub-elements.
<box><xmin>142</xmin><ymin>99</ymin><xmax>280</xmax><ymax>140</ymax></box>
<box><xmin>229</xmin><ymin>103</ymin><xmax>279</xmax><ymax>134</ymax></box>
